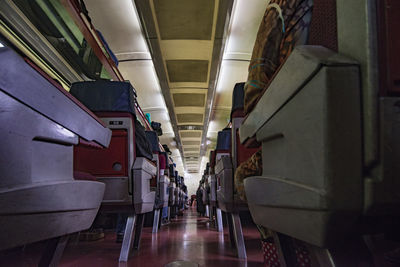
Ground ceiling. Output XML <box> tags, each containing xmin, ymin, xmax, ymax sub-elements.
<box><xmin>84</xmin><ymin>0</ymin><xmax>269</xmax><ymax>193</ymax></box>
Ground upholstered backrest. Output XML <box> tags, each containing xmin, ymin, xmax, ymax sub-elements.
<box><xmin>216</xmin><ymin>129</ymin><xmax>231</xmax><ymax>151</ymax></box>
<box><xmin>231</xmin><ymin>82</ymin><xmax>245</xmax><ymax>119</ymax></box>
<box><xmin>145</xmin><ymin>131</ymin><xmax>161</xmax><ymax>153</ymax></box>
<box><xmin>308</xmin><ymin>0</ymin><xmax>338</xmax><ymax>52</ymax></box>
<box><xmin>159</xmin><ymin>152</ymin><xmax>167</xmax><ymax>170</ymax></box>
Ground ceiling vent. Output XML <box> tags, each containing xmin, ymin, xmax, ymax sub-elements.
<box><xmin>177</xmin><ymin>113</ymin><xmax>203</xmax><ymax>124</ymax></box>
<box><xmin>182</xmin><ymin>140</ymin><xmax>201</xmax><ymax>146</ymax></box>
<box><xmin>173</xmin><ymin>93</ymin><xmax>206</xmax><ymax>107</ymax></box>
<box><xmin>180</xmin><ymin>131</ymin><xmax>202</xmax><ymax>138</ymax></box>
<box><xmin>184</xmin><ymin>153</ymin><xmax>200</xmax><ymax>158</ymax></box>
<box><xmin>184</xmin><ymin>147</ymin><xmax>200</xmax><ymax>152</ymax></box>
<box><xmin>166</xmin><ymin>60</ymin><xmax>209</xmax><ymax>83</ymax></box>
<box><xmin>153</xmin><ymin>0</ymin><xmax>215</xmax><ymax>40</ymax></box>
<box><xmin>185</xmin><ymin>156</ymin><xmax>199</xmax><ymax>161</ymax></box>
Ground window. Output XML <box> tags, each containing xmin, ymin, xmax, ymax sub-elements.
<box><xmin>13</xmin><ymin>0</ymin><xmax>112</xmax><ymax>80</ymax></box>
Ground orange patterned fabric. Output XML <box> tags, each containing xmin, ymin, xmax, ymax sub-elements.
<box><xmin>244</xmin><ymin>0</ymin><xmax>314</xmax><ymax>115</ymax></box>
<box><xmin>234</xmin><ymin>149</ymin><xmax>262</xmax><ymax>201</ymax></box>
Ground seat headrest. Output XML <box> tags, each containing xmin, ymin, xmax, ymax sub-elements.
<box><xmin>70</xmin><ymin>80</ymin><xmax>137</xmax><ymax>115</ymax></box>
<box><xmin>145</xmin><ymin>131</ymin><xmax>160</xmax><ymax>152</ymax></box>
<box><xmin>216</xmin><ymin>129</ymin><xmax>231</xmax><ymax>151</ymax></box>
<box><xmin>230</xmin><ymin>82</ymin><xmax>245</xmax><ymax>119</ymax></box>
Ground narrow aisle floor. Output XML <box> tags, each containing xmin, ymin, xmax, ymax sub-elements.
<box><xmin>60</xmin><ymin>208</ymin><xmax>264</xmax><ymax>267</ymax></box>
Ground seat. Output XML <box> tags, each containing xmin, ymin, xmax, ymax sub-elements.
<box><xmin>174</xmin><ymin>171</ymin><xmax>180</xmax><ymax>207</ymax></box>
<box><xmin>70</xmin><ymin>80</ymin><xmax>156</xmax><ymax>261</ymax></box>
<box><xmin>238</xmin><ymin>0</ymin><xmax>398</xmax><ymax>265</ymax></box>
<box><xmin>177</xmin><ymin>176</ymin><xmax>184</xmax><ymax>211</ymax></box>
<box><xmin>212</xmin><ymin>83</ymin><xmax>262</xmax><ymax>259</ymax></box>
<box><xmin>241</xmin><ymin>46</ymin><xmax>361</xmax><ymax>247</ymax></box>
<box><xmin>159</xmin><ymin>152</ymin><xmax>170</xmax><ymax>209</ymax></box>
<box><xmin>145</xmin><ymin>131</ymin><xmax>170</xmax><ymax>233</ymax></box>
<box><xmin>216</xmin><ymin>82</ymin><xmax>259</xmax><ymax>210</ymax></box>
<box><xmin>205</xmin><ymin>159</ymin><xmax>223</xmax><ymax>233</ymax></box>
<box><xmin>0</xmin><ymin>47</ymin><xmax>108</xmax><ymax>252</ymax></box>
<box><xmin>238</xmin><ymin>0</ymin><xmax>361</xmax><ymax>248</ymax></box>
<box><xmin>168</xmin><ymin>163</ymin><xmax>176</xmax><ymax>219</ymax></box>
<box><xmin>214</xmin><ymin>128</ymin><xmax>250</xmax><ymax>259</ymax></box>
<box><xmin>168</xmin><ymin>170</ymin><xmax>180</xmax><ymax>218</ymax></box>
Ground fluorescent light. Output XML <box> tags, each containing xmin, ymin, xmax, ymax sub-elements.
<box><xmin>0</xmin><ymin>42</ymin><xmax>4</xmax><ymax>48</ymax></box>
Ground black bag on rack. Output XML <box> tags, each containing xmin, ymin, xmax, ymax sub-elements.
<box><xmin>135</xmin><ymin>120</ymin><xmax>153</xmax><ymax>161</ymax></box>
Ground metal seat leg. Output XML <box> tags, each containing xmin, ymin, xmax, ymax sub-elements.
<box><xmin>39</xmin><ymin>235</ymin><xmax>69</xmax><ymax>267</ymax></box>
<box><xmin>226</xmin><ymin>212</ymin><xmax>235</xmax><ymax>248</ymax></box>
<box><xmin>133</xmin><ymin>213</ymin><xmax>145</xmax><ymax>250</ymax></box>
<box><xmin>216</xmin><ymin>208</ymin><xmax>223</xmax><ymax>232</ymax></box>
<box><xmin>152</xmin><ymin>209</ymin><xmax>160</xmax><ymax>233</ymax></box>
<box><xmin>209</xmin><ymin>206</ymin><xmax>214</xmax><ymax>223</ymax></box>
<box><xmin>119</xmin><ymin>215</ymin><xmax>136</xmax><ymax>262</ymax></box>
<box><xmin>231</xmin><ymin>212</ymin><xmax>247</xmax><ymax>259</ymax></box>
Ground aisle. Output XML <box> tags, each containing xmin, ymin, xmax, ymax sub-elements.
<box><xmin>60</xmin><ymin>208</ymin><xmax>264</xmax><ymax>266</ymax></box>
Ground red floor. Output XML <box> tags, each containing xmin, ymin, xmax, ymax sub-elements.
<box><xmin>1</xmin><ymin>209</ymin><xmax>400</xmax><ymax>266</ymax></box>
<box><xmin>59</xmin><ymin>208</ymin><xmax>264</xmax><ymax>267</ymax></box>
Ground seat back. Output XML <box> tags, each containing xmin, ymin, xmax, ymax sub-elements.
<box><xmin>70</xmin><ymin>81</ymin><xmax>138</xmax><ymax>204</ymax></box>
<box><xmin>209</xmin><ymin>150</ymin><xmax>216</xmax><ymax>175</ymax></box>
<box><xmin>158</xmin><ymin>152</ymin><xmax>169</xmax><ymax>207</ymax></box>
<box><xmin>146</xmin><ymin>131</ymin><xmax>160</xmax><ymax>189</ymax></box>
<box><xmin>168</xmin><ymin>163</ymin><xmax>176</xmax><ymax>205</ymax></box>
<box><xmin>71</xmin><ymin>81</ymin><xmax>156</xmax><ymax>212</ymax></box>
<box><xmin>0</xmin><ymin>47</ymin><xmax>108</xmax><ymax>250</ymax></box>
<box><xmin>146</xmin><ymin>130</ymin><xmax>160</xmax><ymax>153</ymax></box>
<box><xmin>74</xmin><ymin>114</ymin><xmax>132</xmax><ymax>178</ymax></box>
<box><xmin>215</xmin><ymin>129</ymin><xmax>231</xmax><ymax>161</ymax></box>
<box><xmin>307</xmin><ymin>0</ymin><xmax>338</xmax><ymax>52</ymax></box>
<box><xmin>230</xmin><ymin>82</ymin><xmax>260</xmax><ymax>169</ymax></box>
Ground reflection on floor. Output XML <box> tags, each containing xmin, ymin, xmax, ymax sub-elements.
<box><xmin>59</xmin><ymin>208</ymin><xmax>264</xmax><ymax>267</ymax></box>
<box><xmin>2</xmin><ymin>208</ymin><xmax>400</xmax><ymax>266</ymax></box>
